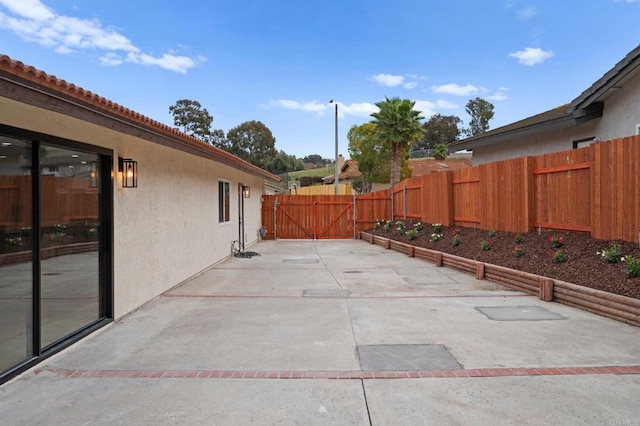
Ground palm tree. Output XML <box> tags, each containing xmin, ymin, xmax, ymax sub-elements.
<box><xmin>371</xmin><ymin>97</ymin><xmax>425</xmax><ymax>186</ymax></box>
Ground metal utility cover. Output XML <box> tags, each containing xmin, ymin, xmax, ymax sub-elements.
<box><xmin>358</xmin><ymin>344</ymin><xmax>462</xmax><ymax>371</ymax></box>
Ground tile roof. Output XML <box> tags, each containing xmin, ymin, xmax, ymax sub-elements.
<box><xmin>0</xmin><ymin>55</ymin><xmax>280</xmax><ymax>181</ymax></box>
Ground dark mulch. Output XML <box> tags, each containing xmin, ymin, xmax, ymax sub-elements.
<box><xmin>369</xmin><ymin>222</ymin><xmax>640</xmax><ymax>300</ymax></box>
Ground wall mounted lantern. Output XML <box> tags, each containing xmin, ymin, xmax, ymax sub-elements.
<box><xmin>118</xmin><ymin>157</ymin><xmax>137</xmax><ymax>188</ymax></box>
<box><xmin>242</xmin><ymin>185</ymin><xmax>251</xmax><ymax>198</ymax></box>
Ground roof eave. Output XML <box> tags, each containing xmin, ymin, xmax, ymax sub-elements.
<box><xmin>450</xmin><ymin>114</ymin><xmax>576</xmax><ymax>151</ymax></box>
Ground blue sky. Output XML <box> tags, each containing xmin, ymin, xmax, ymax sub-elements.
<box><xmin>1</xmin><ymin>0</ymin><xmax>639</xmax><ymax>159</ymax></box>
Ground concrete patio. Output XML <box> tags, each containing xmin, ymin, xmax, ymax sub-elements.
<box><xmin>1</xmin><ymin>240</ymin><xmax>639</xmax><ymax>425</ymax></box>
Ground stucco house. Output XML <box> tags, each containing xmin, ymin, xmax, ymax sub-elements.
<box><xmin>0</xmin><ymin>55</ymin><xmax>279</xmax><ymax>383</ymax></box>
<box><xmin>450</xmin><ymin>44</ymin><xmax>640</xmax><ymax>165</ymax></box>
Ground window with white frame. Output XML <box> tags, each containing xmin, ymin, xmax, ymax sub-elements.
<box><xmin>218</xmin><ymin>180</ymin><xmax>230</xmax><ymax>223</ymax></box>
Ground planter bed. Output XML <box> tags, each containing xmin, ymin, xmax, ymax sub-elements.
<box><xmin>362</xmin><ymin>231</ymin><xmax>640</xmax><ymax>327</ymax></box>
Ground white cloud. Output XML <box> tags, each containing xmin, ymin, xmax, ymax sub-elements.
<box><xmin>435</xmin><ymin>100</ymin><xmax>458</xmax><ymax>109</ymax></box>
<box><xmin>403</xmin><ymin>81</ymin><xmax>417</xmax><ymax>89</ymax></box>
<box><xmin>508</xmin><ymin>47</ymin><xmax>554</xmax><ymax>66</ymax></box>
<box><xmin>98</xmin><ymin>52</ymin><xmax>122</xmax><ymax>66</ymax></box>
<box><xmin>0</xmin><ymin>0</ymin><xmax>53</xmax><ymax>20</ymax></box>
<box><xmin>270</xmin><ymin>100</ymin><xmax>329</xmax><ymax>115</ymax></box>
<box><xmin>431</xmin><ymin>83</ymin><xmax>479</xmax><ymax>96</ymax></box>
<box><xmin>413</xmin><ymin>100</ymin><xmax>436</xmax><ymax>117</ymax></box>
<box><xmin>270</xmin><ymin>100</ymin><xmax>376</xmax><ymax>118</ymax></box>
<box><xmin>518</xmin><ymin>6</ymin><xmax>537</xmax><ymax>19</ymax></box>
<box><xmin>339</xmin><ymin>102</ymin><xmax>377</xmax><ymax>117</ymax></box>
<box><xmin>487</xmin><ymin>92</ymin><xmax>508</xmax><ymax>101</ymax></box>
<box><xmin>0</xmin><ymin>0</ymin><xmax>201</xmax><ymax>73</ymax></box>
<box><xmin>370</xmin><ymin>73</ymin><xmax>405</xmax><ymax>87</ymax></box>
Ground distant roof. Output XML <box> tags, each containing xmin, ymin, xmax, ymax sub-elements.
<box><xmin>408</xmin><ymin>158</ymin><xmax>472</xmax><ymax>176</ymax></box>
<box><xmin>0</xmin><ymin>55</ymin><xmax>280</xmax><ymax>182</ymax></box>
<box><xmin>450</xmin><ymin>44</ymin><xmax>640</xmax><ymax>151</ymax></box>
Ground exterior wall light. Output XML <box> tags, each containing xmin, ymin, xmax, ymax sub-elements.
<box><xmin>118</xmin><ymin>157</ymin><xmax>137</xmax><ymax>188</ymax></box>
<box><xmin>243</xmin><ymin>185</ymin><xmax>251</xmax><ymax>198</ymax></box>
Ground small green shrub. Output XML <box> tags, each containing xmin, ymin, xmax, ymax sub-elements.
<box><xmin>480</xmin><ymin>240</ymin><xmax>491</xmax><ymax>251</ymax></box>
<box><xmin>383</xmin><ymin>221</ymin><xmax>391</xmax><ymax>233</ymax></box>
<box><xmin>432</xmin><ymin>223</ymin><xmax>443</xmax><ymax>233</ymax></box>
<box><xmin>406</xmin><ymin>229</ymin><xmax>418</xmax><ymax>240</ymax></box>
<box><xmin>488</xmin><ymin>230</ymin><xmax>497</xmax><ymax>238</ymax></box>
<box><xmin>600</xmin><ymin>243</ymin><xmax>622</xmax><ymax>263</ymax></box>
<box><xmin>430</xmin><ymin>233</ymin><xmax>443</xmax><ymax>243</ymax></box>
<box><xmin>515</xmin><ymin>234</ymin><xmax>524</xmax><ymax>244</ymax></box>
<box><xmin>623</xmin><ymin>255</ymin><xmax>640</xmax><ymax>278</ymax></box>
<box><xmin>514</xmin><ymin>247</ymin><xmax>523</xmax><ymax>257</ymax></box>
<box><xmin>547</xmin><ymin>236</ymin><xmax>564</xmax><ymax>248</ymax></box>
<box><xmin>550</xmin><ymin>249</ymin><xmax>566</xmax><ymax>263</ymax></box>
<box><xmin>452</xmin><ymin>234</ymin><xmax>461</xmax><ymax>246</ymax></box>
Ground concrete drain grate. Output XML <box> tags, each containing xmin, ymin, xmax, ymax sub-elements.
<box><xmin>476</xmin><ymin>305</ymin><xmax>566</xmax><ymax>321</ymax></box>
<box><xmin>302</xmin><ymin>289</ymin><xmax>350</xmax><ymax>298</ymax></box>
<box><xmin>282</xmin><ymin>258</ymin><xmax>319</xmax><ymax>264</ymax></box>
<box><xmin>358</xmin><ymin>344</ymin><xmax>462</xmax><ymax>371</ymax></box>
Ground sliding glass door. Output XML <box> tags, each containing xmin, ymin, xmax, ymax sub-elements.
<box><xmin>0</xmin><ymin>129</ymin><xmax>112</xmax><ymax>381</ymax></box>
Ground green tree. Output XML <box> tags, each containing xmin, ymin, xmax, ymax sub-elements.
<box><xmin>465</xmin><ymin>97</ymin><xmax>495</xmax><ymax>136</ymax></box>
<box><xmin>347</xmin><ymin>122</ymin><xmax>388</xmax><ymax>193</ymax></box>
<box><xmin>265</xmin><ymin>150</ymin><xmax>305</xmax><ymax>174</ymax></box>
<box><xmin>432</xmin><ymin>143</ymin><xmax>448</xmax><ymax>160</ymax></box>
<box><xmin>226</xmin><ymin>120</ymin><xmax>277</xmax><ymax>170</ymax></box>
<box><xmin>169</xmin><ymin>99</ymin><xmax>215</xmax><ymax>143</ymax></box>
<box><xmin>371</xmin><ymin>97</ymin><xmax>425</xmax><ymax>186</ymax></box>
<box><xmin>415</xmin><ymin>114</ymin><xmax>463</xmax><ymax>152</ymax></box>
<box><xmin>210</xmin><ymin>128</ymin><xmax>230</xmax><ymax>150</ymax></box>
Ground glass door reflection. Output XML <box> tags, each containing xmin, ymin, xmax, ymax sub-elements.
<box><xmin>0</xmin><ymin>137</ymin><xmax>33</xmax><ymax>371</ymax></box>
<box><xmin>40</xmin><ymin>145</ymin><xmax>100</xmax><ymax>348</ymax></box>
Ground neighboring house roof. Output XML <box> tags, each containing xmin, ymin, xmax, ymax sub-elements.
<box><xmin>0</xmin><ymin>55</ymin><xmax>280</xmax><ymax>182</ymax></box>
<box><xmin>323</xmin><ymin>157</ymin><xmax>472</xmax><ymax>183</ymax></box>
<box><xmin>450</xmin><ymin>44</ymin><xmax>640</xmax><ymax>152</ymax></box>
<box><xmin>322</xmin><ymin>160</ymin><xmax>361</xmax><ymax>183</ymax></box>
<box><xmin>408</xmin><ymin>158</ymin><xmax>472</xmax><ymax>176</ymax></box>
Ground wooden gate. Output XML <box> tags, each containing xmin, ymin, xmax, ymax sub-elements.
<box><xmin>261</xmin><ymin>195</ymin><xmax>355</xmax><ymax>239</ymax></box>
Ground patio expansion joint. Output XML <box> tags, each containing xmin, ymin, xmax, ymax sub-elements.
<box><xmin>34</xmin><ymin>365</ymin><xmax>640</xmax><ymax>380</ymax></box>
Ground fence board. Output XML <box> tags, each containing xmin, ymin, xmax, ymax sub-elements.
<box><xmin>534</xmin><ymin>147</ymin><xmax>591</xmax><ymax>233</ymax></box>
<box><xmin>262</xmin><ymin>135</ymin><xmax>640</xmax><ymax>242</ymax></box>
<box><xmin>451</xmin><ymin>168</ymin><xmax>479</xmax><ymax>227</ymax></box>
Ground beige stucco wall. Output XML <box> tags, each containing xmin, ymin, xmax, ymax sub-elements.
<box><xmin>594</xmin><ymin>72</ymin><xmax>640</xmax><ymax>140</ymax></box>
<box><xmin>1</xmin><ymin>97</ymin><xmax>265</xmax><ymax>318</ymax></box>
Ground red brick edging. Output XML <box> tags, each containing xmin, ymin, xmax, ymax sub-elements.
<box><xmin>36</xmin><ymin>365</ymin><xmax>640</xmax><ymax>380</ymax></box>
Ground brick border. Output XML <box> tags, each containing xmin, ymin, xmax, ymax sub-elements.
<box><xmin>36</xmin><ymin>366</ymin><xmax>640</xmax><ymax>380</ymax></box>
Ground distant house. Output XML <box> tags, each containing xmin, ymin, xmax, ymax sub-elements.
<box><xmin>449</xmin><ymin>44</ymin><xmax>640</xmax><ymax>165</ymax></box>
<box><xmin>323</xmin><ymin>157</ymin><xmax>472</xmax><ymax>193</ymax></box>
<box><xmin>0</xmin><ymin>54</ymin><xmax>279</xmax><ymax>383</ymax></box>
<box><xmin>322</xmin><ymin>159</ymin><xmax>361</xmax><ymax>186</ymax></box>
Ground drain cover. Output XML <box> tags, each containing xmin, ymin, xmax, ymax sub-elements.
<box><xmin>476</xmin><ymin>306</ymin><xmax>566</xmax><ymax>321</ymax></box>
<box><xmin>358</xmin><ymin>344</ymin><xmax>462</xmax><ymax>371</ymax></box>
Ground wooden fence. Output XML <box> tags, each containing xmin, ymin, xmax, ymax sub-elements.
<box><xmin>262</xmin><ymin>135</ymin><xmax>640</xmax><ymax>242</ymax></box>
